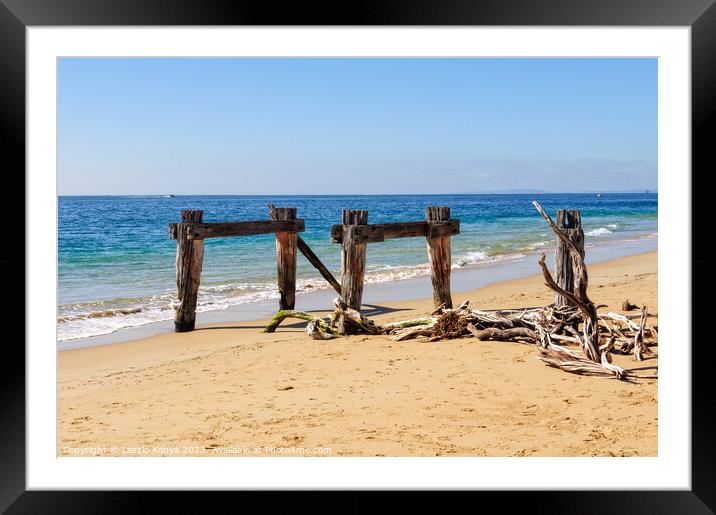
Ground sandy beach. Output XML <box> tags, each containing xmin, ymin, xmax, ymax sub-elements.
<box><xmin>58</xmin><ymin>250</ymin><xmax>657</xmax><ymax>457</ymax></box>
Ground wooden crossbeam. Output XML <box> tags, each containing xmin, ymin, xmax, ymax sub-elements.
<box><xmin>330</xmin><ymin>219</ymin><xmax>459</xmax><ymax>244</ymax></box>
<box><xmin>169</xmin><ymin>219</ymin><xmax>305</xmax><ymax>240</ymax></box>
<box><xmin>427</xmin><ymin>220</ymin><xmax>461</xmax><ymax>239</ymax></box>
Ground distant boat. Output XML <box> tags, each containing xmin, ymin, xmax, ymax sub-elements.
<box><xmin>596</xmin><ymin>193</ymin><xmax>602</xmax><ymax>197</ymax></box>
<box><xmin>164</xmin><ymin>194</ymin><xmax>175</xmax><ymax>198</ymax></box>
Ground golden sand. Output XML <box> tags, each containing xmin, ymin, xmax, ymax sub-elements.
<box><xmin>58</xmin><ymin>251</ymin><xmax>657</xmax><ymax>457</ymax></box>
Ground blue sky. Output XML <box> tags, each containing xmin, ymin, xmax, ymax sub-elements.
<box><xmin>58</xmin><ymin>58</ymin><xmax>657</xmax><ymax>195</ymax></box>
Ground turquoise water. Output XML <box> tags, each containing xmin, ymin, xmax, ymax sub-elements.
<box><xmin>58</xmin><ymin>193</ymin><xmax>657</xmax><ymax>341</ymax></box>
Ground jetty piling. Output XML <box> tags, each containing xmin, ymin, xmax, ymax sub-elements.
<box><xmin>338</xmin><ymin>210</ymin><xmax>369</xmax><ymax>335</ymax></box>
<box><xmin>272</xmin><ymin>207</ymin><xmax>298</xmax><ymax>310</ymax></box>
<box><xmin>554</xmin><ymin>209</ymin><xmax>585</xmax><ymax>307</ymax></box>
<box><xmin>426</xmin><ymin>206</ymin><xmax>454</xmax><ymax>309</ymax></box>
<box><xmin>174</xmin><ymin>210</ymin><xmax>205</xmax><ymax>332</ymax></box>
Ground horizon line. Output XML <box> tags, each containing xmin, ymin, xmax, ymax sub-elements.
<box><xmin>58</xmin><ymin>191</ymin><xmax>658</xmax><ymax>197</ymax></box>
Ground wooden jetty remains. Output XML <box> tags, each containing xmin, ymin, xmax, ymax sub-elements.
<box><xmin>330</xmin><ymin>206</ymin><xmax>460</xmax><ymax>329</ymax></box>
<box><xmin>168</xmin><ymin>202</ymin><xmax>594</xmax><ymax>346</ymax></box>
<box><xmin>169</xmin><ymin>207</ymin><xmax>331</xmax><ymax>332</ymax></box>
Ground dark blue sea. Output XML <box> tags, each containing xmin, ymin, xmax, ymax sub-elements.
<box><xmin>58</xmin><ymin>193</ymin><xmax>657</xmax><ymax>341</ymax></box>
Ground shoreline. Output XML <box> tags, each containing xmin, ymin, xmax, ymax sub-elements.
<box><xmin>58</xmin><ymin>234</ymin><xmax>657</xmax><ymax>350</ymax></box>
<box><xmin>58</xmin><ymin>250</ymin><xmax>658</xmax><ymax>456</ymax></box>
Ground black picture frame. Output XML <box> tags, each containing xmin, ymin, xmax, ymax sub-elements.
<box><xmin>3</xmin><ymin>0</ymin><xmax>713</xmax><ymax>511</ymax></box>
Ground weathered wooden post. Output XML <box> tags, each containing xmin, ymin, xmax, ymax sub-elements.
<box><xmin>273</xmin><ymin>207</ymin><xmax>298</xmax><ymax>310</ymax></box>
<box><xmin>339</xmin><ymin>209</ymin><xmax>368</xmax><ymax>333</ymax></box>
<box><xmin>554</xmin><ymin>209</ymin><xmax>585</xmax><ymax>307</ymax></box>
<box><xmin>174</xmin><ymin>210</ymin><xmax>205</xmax><ymax>332</ymax></box>
<box><xmin>426</xmin><ymin>206</ymin><xmax>453</xmax><ymax>309</ymax></box>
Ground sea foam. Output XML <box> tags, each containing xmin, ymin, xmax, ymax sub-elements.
<box><xmin>586</xmin><ymin>227</ymin><xmax>613</xmax><ymax>237</ymax></box>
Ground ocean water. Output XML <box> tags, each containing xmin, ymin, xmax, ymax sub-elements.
<box><xmin>58</xmin><ymin>193</ymin><xmax>657</xmax><ymax>341</ymax></box>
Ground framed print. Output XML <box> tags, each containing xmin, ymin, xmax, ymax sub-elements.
<box><xmin>3</xmin><ymin>0</ymin><xmax>715</xmax><ymax>511</ymax></box>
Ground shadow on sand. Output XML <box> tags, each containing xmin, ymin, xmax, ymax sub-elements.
<box><xmin>194</xmin><ymin>303</ymin><xmax>412</xmax><ymax>332</ymax></box>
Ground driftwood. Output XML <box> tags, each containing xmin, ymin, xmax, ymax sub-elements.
<box><xmin>263</xmin><ymin>310</ymin><xmax>338</xmax><ymax>335</ymax></box>
<box><xmin>538</xmin><ymin>344</ymin><xmax>626</xmax><ymax>379</ymax></box>
<box><xmin>263</xmin><ymin>292</ymin><xmax>657</xmax><ymax>381</ymax></box>
<box><xmin>632</xmin><ymin>306</ymin><xmax>656</xmax><ymax>361</ymax></box>
<box><xmin>633</xmin><ymin>306</ymin><xmax>646</xmax><ymax>361</ymax></box>
<box><xmin>332</xmin><ymin>297</ymin><xmax>384</xmax><ymax>335</ymax></box>
<box><xmin>382</xmin><ymin>317</ymin><xmax>436</xmax><ymax>330</ymax></box>
<box><xmin>601</xmin><ymin>311</ymin><xmax>641</xmax><ymax>331</ymax></box>
<box><xmin>262</xmin><ymin>296</ymin><xmax>650</xmax><ymax>349</ymax></box>
<box><xmin>531</xmin><ymin>201</ymin><xmax>636</xmax><ymax>378</ymax></box>
<box><xmin>466</xmin><ymin>324</ymin><xmax>536</xmax><ymax>342</ymax></box>
<box><xmin>391</xmin><ymin>327</ymin><xmax>435</xmax><ymax>341</ymax></box>
<box><xmin>621</xmin><ymin>300</ymin><xmax>639</xmax><ymax>311</ymax></box>
<box><xmin>306</xmin><ymin>319</ymin><xmax>339</xmax><ymax>340</ymax></box>
<box><xmin>533</xmin><ymin>201</ymin><xmax>601</xmax><ymax>362</ymax></box>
